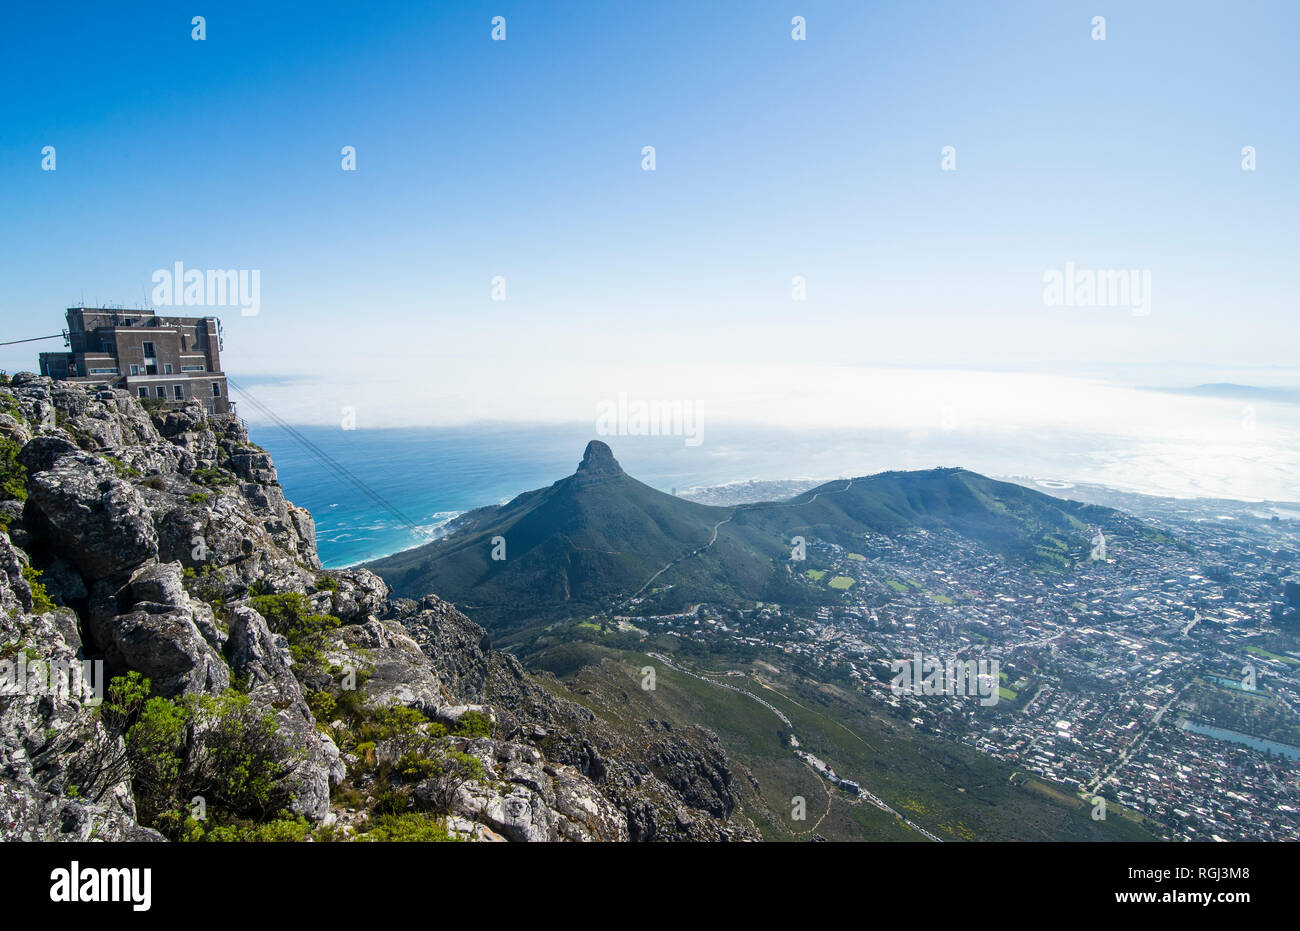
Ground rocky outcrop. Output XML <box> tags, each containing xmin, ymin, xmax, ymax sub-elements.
<box><xmin>26</xmin><ymin>455</ymin><xmax>159</xmax><ymax>579</ymax></box>
<box><xmin>389</xmin><ymin>596</ymin><xmax>758</xmax><ymax>841</ymax></box>
<box><xmin>0</xmin><ymin>376</ymin><xmax>757</xmax><ymax>842</ymax></box>
<box><xmin>0</xmin><ymin>532</ymin><xmax>161</xmax><ymax>841</ymax></box>
<box><xmin>423</xmin><ymin>737</ymin><xmax>628</xmax><ymax>842</ymax></box>
<box><xmin>223</xmin><ymin>604</ymin><xmax>342</xmax><ymax>819</ymax></box>
<box><xmin>320</xmin><ymin>618</ymin><xmax>450</xmax><ymax>713</ymax></box>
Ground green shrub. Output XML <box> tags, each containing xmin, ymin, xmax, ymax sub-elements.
<box><xmin>357</xmin><ymin>813</ymin><xmax>456</xmax><ymax>842</ymax></box>
<box><xmin>0</xmin><ymin>437</ymin><xmax>27</xmax><ymax>501</ymax></box>
<box><xmin>373</xmin><ymin>788</ymin><xmax>409</xmax><ymax>815</ymax></box>
<box><xmin>200</xmin><ymin>816</ymin><xmax>313</xmax><ymax>843</ymax></box>
<box><xmin>191</xmin><ymin>467</ymin><xmax>234</xmax><ymax>488</ymax></box>
<box><xmin>22</xmin><ymin>567</ymin><xmax>56</xmax><ymax>614</ymax></box>
<box><xmin>124</xmin><ymin>696</ymin><xmax>190</xmax><ymax>834</ymax></box>
<box><xmin>104</xmin><ymin>456</ymin><xmax>141</xmax><ymax>479</ymax></box>
<box><xmin>451</xmin><ymin>710</ymin><xmax>492</xmax><ymax>738</ymax></box>
<box><xmin>103</xmin><ymin>674</ymin><xmax>296</xmax><ymax>840</ymax></box>
<box><xmin>306</xmin><ymin>690</ymin><xmax>336</xmax><ymax>722</ymax></box>
<box><xmin>248</xmin><ymin>592</ymin><xmax>340</xmax><ymax>669</ymax></box>
<box><xmin>187</xmin><ymin>492</ymin><xmax>210</xmax><ymax>504</ymax></box>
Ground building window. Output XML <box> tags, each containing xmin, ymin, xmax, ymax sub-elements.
<box><xmin>130</xmin><ymin>364</ymin><xmax>139</xmax><ymax>375</ymax></box>
<box><xmin>164</xmin><ymin>363</ymin><xmax>173</xmax><ymax>374</ymax></box>
<box><xmin>138</xmin><ymin>387</ymin><xmax>148</xmax><ymax>399</ymax></box>
<box><xmin>181</xmin><ymin>365</ymin><xmax>204</xmax><ymax>372</ymax></box>
<box><xmin>142</xmin><ymin>341</ymin><xmax>155</xmax><ymax>358</ymax></box>
<box><xmin>173</xmin><ymin>384</ymin><xmax>185</xmax><ymax>400</ymax></box>
<box><xmin>89</xmin><ymin>367</ymin><xmax>119</xmax><ymax>375</ymax></box>
<box><xmin>212</xmin><ymin>382</ymin><xmax>222</xmax><ymax>397</ymax></box>
<box><xmin>155</xmin><ymin>386</ymin><xmax>167</xmax><ymax>399</ymax></box>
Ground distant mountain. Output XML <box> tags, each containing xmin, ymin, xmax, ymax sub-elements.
<box><xmin>1142</xmin><ymin>383</ymin><xmax>1300</xmax><ymax>404</ymax></box>
<box><xmin>366</xmin><ymin>441</ymin><xmax>1129</xmax><ymax>628</ymax></box>
<box><xmin>366</xmin><ymin>441</ymin><xmax>749</xmax><ymax>625</ymax></box>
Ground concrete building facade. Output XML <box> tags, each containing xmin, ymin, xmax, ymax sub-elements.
<box><xmin>38</xmin><ymin>307</ymin><xmax>232</xmax><ymax>415</ymax></box>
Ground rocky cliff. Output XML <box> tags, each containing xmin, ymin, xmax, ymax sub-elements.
<box><xmin>0</xmin><ymin>375</ymin><xmax>756</xmax><ymax>842</ymax></box>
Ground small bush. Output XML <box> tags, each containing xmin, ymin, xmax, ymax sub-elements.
<box><xmin>22</xmin><ymin>567</ymin><xmax>57</xmax><ymax>613</ymax></box>
<box><xmin>0</xmin><ymin>437</ymin><xmax>27</xmax><ymax>501</ymax></box>
<box><xmin>103</xmin><ymin>674</ymin><xmax>297</xmax><ymax>840</ymax></box>
<box><xmin>306</xmin><ymin>690</ymin><xmax>336</xmax><ymax>722</ymax></box>
<box><xmin>373</xmin><ymin>788</ymin><xmax>409</xmax><ymax>815</ymax></box>
<box><xmin>104</xmin><ymin>456</ymin><xmax>141</xmax><ymax>479</ymax></box>
<box><xmin>357</xmin><ymin>813</ymin><xmax>456</xmax><ymax>842</ymax></box>
<box><xmin>249</xmin><ymin>592</ymin><xmax>340</xmax><ymax>669</ymax></box>
<box><xmin>200</xmin><ymin>816</ymin><xmax>313</xmax><ymax>843</ymax></box>
<box><xmin>451</xmin><ymin>710</ymin><xmax>492</xmax><ymax>739</ymax></box>
<box><xmin>191</xmin><ymin>467</ymin><xmax>234</xmax><ymax>488</ymax></box>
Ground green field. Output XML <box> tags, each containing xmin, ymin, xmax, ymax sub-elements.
<box><xmin>1245</xmin><ymin>645</ymin><xmax>1300</xmax><ymax>666</ymax></box>
<box><xmin>828</xmin><ymin>576</ymin><xmax>855</xmax><ymax>590</ymax></box>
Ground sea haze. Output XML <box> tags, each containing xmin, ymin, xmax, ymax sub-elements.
<box><xmin>253</xmin><ymin>411</ymin><xmax>1300</xmax><ymax>569</ymax></box>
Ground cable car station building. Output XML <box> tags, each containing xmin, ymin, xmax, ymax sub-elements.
<box><xmin>37</xmin><ymin>307</ymin><xmax>232</xmax><ymax>415</ymax></box>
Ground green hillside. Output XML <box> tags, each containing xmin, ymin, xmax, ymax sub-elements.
<box><xmin>531</xmin><ymin>644</ymin><xmax>1154</xmax><ymax>842</ymax></box>
<box><xmin>367</xmin><ymin>443</ymin><xmax>1128</xmax><ymax>628</ymax></box>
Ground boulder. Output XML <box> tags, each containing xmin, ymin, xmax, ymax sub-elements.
<box><xmin>26</xmin><ymin>457</ymin><xmax>158</xmax><ymax>579</ymax></box>
<box><xmin>423</xmin><ymin>737</ymin><xmax>628</xmax><ymax>842</ymax></box>
<box><xmin>87</xmin><ymin>605</ymin><xmax>230</xmax><ymax>698</ymax></box>
<box><xmin>17</xmin><ymin>435</ymin><xmax>80</xmax><ymax>473</ymax></box>
<box><xmin>322</xmin><ymin>618</ymin><xmax>448</xmax><ymax>712</ymax></box>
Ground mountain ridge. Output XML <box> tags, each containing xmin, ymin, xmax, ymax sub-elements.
<box><xmin>367</xmin><ymin>441</ymin><xmax>1132</xmax><ymax>628</ymax></box>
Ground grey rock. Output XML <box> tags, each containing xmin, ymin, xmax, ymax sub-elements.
<box><xmin>127</xmin><ymin>560</ymin><xmax>187</xmax><ymax>608</ymax></box>
<box><xmin>87</xmin><ymin>605</ymin><xmax>230</xmax><ymax>698</ymax></box>
<box><xmin>17</xmin><ymin>435</ymin><xmax>80</xmax><ymax>473</ymax></box>
<box><xmin>26</xmin><ymin>457</ymin><xmax>158</xmax><ymax>579</ymax></box>
<box><xmin>321</xmin><ymin>618</ymin><xmax>448</xmax><ymax>712</ymax></box>
<box><xmin>428</xmin><ymin>737</ymin><xmax>628</xmax><ymax>842</ymax></box>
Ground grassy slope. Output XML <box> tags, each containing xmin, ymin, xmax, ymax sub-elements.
<box><xmin>533</xmin><ymin>643</ymin><xmax>1154</xmax><ymax>842</ymax></box>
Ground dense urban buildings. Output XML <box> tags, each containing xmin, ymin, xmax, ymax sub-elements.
<box><xmin>615</xmin><ymin>485</ymin><xmax>1300</xmax><ymax>841</ymax></box>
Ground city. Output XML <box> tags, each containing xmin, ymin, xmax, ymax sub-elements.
<box><xmin>611</xmin><ymin>487</ymin><xmax>1300</xmax><ymax>842</ymax></box>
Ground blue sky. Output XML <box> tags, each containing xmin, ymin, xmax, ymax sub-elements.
<box><xmin>2</xmin><ymin>1</ymin><xmax>1298</xmax><ymax>429</ymax></box>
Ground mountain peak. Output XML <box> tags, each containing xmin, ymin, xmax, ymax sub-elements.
<box><xmin>576</xmin><ymin>440</ymin><xmax>623</xmax><ymax>478</ymax></box>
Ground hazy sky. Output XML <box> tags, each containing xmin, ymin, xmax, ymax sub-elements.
<box><xmin>2</xmin><ymin>1</ymin><xmax>1298</xmax><ymax>435</ymax></box>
